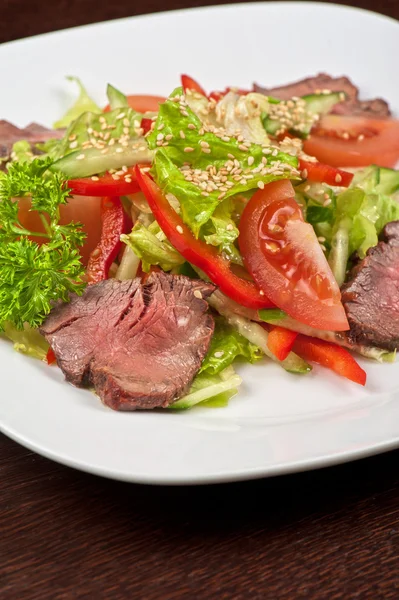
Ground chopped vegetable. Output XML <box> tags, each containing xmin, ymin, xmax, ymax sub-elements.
<box><xmin>299</xmin><ymin>159</ymin><xmax>353</xmax><ymax>187</ymax></box>
<box><xmin>135</xmin><ymin>167</ymin><xmax>274</xmax><ymax>309</ymax></box>
<box><xmin>2</xmin><ymin>322</ymin><xmax>49</xmax><ymax>360</ymax></box>
<box><xmin>53</xmin><ymin>76</ymin><xmax>101</xmax><ymax>129</ymax></box>
<box><xmin>181</xmin><ymin>74</ymin><xmax>207</xmax><ymax>96</ymax></box>
<box><xmin>86</xmin><ymin>196</ymin><xmax>132</xmax><ymax>284</ymax></box>
<box><xmin>122</xmin><ymin>220</ymin><xmax>185</xmax><ymax>272</ymax></box>
<box><xmin>267</xmin><ymin>325</ymin><xmax>298</xmax><ymax>361</ymax></box>
<box><xmin>292</xmin><ymin>335</ymin><xmax>367</xmax><ymax>385</ymax></box>
<box><xmin>68</xmin><ymin>167</ymin><xmax>141</xmax><ymax>196</ymax></box>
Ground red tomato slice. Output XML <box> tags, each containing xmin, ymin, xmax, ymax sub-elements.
<box><xmin>68</xmin><ymin>167</ymin><xmax>141</xmax><ymax>197</ymax></box>
<box><xmin>103</xmin><ymin>95</ymin><xmax>166</xmax><ymax>113</ymax></box>
<box><xmin>181</xmin><ymin>74</ymin><xmax>207</xmax><ymax>96</ymax></box>
<box><xmin>239</xmin><ymin>180</ymin><xmax>349</xmax><ymax>331</ymax></box>
<box><xmin>304</xmin><ymin>115</ymin><xmax>399</xmax><ymax>168</ymax></box>
<box><xmin>18</xmin><ymin>196</ymin><xmax>102</xmax><ymax>265</ymax></box>
<box><xmin>298</xmin><ymin>159</ymin><xmax>353</xmax><ymax>187</ymax></box>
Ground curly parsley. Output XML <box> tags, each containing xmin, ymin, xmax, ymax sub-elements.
<box><xmin>0</xmin><ymin>158</ymin><xmax>86</xmax><ymax>329</ymax></box>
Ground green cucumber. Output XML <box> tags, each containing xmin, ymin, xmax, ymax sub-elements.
<box><xmin>51</xmin><ymin>144</ymin><xmax>153</xmax><ymax>178</ymax></box>
<box><xmin>107</xmin><ymin>84</ymin><xmax>128</xmax><ymax>110</ymax></box>
<box><xmin>262</xmin><ymin>91</ymin><xmax>346</xmax><ymax>139</ymax></box>
<box><xmin>378</xmin><ymin>167</ymin><xmax>399</xmax><ymax>195</ymax></box>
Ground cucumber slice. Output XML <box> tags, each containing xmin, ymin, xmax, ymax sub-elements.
<box><xmin>262</xmin><ymin>91</ymin><xmax>346</xmax><ymax>139</ymax></box>
<box><xmin>107</xmin><ymin>84</ymin><xmax>128</xmax><ymax>110</ymax></box>
<box><xmin>51</xmin><ymin>144</ymin><xmax>153</xmax><ymax>178</ymax></box>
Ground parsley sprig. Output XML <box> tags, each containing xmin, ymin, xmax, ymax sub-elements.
<box><xmin>0</xmin><ymin>159</ymin><xmax>86</xmax><ymax>329</ymax></box>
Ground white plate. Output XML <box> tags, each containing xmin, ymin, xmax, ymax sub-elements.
<box><xmin>1</xmin><ymin>2</ymin><xmax>399</xmax><ymax>485</ymax></box>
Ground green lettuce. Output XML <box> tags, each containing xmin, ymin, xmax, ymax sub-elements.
<box><xmin>2</xmin><ymin>322</ymin><xmax>49</xmax><ymax>360</ymax></box>
<box><xmin>53</xmin><ymin>77</ymin><xmax>101</xmax><ymax>129</ymax></box>
<box><xmin>147</xmin><ymin>87</ymin><xmax>299</xmax><ymax>236</ymax></box>
<box><xmin>200</xmin><ymin>317</ymin><xmax>262</xmax><ymax>375</ymax></box>
<box><xmin>328</xmin><ymin>166</ymin><xmax>399</xmax><ymax>285</ymax></box>
<box><xmin>169</xmin><ymin>367</ymin><xmax>241</xmax><ymax>410</ymax></box>
<box><xmin>10</xmin><ymin>140</ymin><xmax>33</xmax><ymax>164</ymax></box>
<box><xmin>121</xmin><ymin>220</ymin><xmax>184</xmax><ymax>272</ymax></box>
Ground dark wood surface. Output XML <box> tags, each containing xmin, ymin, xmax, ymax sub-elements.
<box><xmin>1</xmin><ymin>2</ymin><xmax>399</xmax><ymax>598</ymax></box>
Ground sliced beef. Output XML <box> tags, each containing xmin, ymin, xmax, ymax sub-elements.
<box><xmin>341</xmin><ymin>221</ymin><xmax>399</xmax><ymax>351</ymax></box>
<box><xmin>253</xmin><ymin>73</ymin><xmax>391</xmax><ymax>118</ymax></box>
<box><xmin>40</xmin><ymin>273</ymin><xmax>215</xmax><ymax>410</ymax></box>
<box><xmin>0</xmin><ymin>119</ymin><xmax>64</xmax><ymax>165</ymax></box>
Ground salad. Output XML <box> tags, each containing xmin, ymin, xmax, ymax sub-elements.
<box><xmin>1</xmin><ymin>72</ymin><xmax>399</xmax><ymax>411</ymax></box>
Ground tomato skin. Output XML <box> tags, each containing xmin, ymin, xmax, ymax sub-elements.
<box><xmin>304</xmin><ymin>115</ymin><xmax>399</xmax><ymax>168</ymax></box>
<box><xmin>239</xmin><ymin>180</ymin><xmax>349</xmax><ymax>331</ymax></box>
<box><xmin>103</xmin><ymin>95</ymin><xmax>166</xmax><ymax>113</ymax></box>
<box><xmin>18</xmin><ymin>195</ymin><xmax>102</xmax><ymax>265</ymax></box>
<box><xmin>293</xmin><ymin>335</ymin><xmax>366</xmax><ymax>385</ymax></box>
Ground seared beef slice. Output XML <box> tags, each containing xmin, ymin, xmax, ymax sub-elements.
<box><xmin>40</xmin><ymin>274</ymin><xmax>215</xmax><ymax>410</ymax></box>
<box><xmin>341</xmin><ymin>222</ymin><xmax>399</xmax><ymax>351</ymax></box>
<box><xmin>253</xmin><ymin>73</ymin><xmax>390</xmax><ymax>118</ymax></box>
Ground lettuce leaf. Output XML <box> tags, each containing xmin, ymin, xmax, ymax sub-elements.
<box><xmin>169</xmin><ymin>367</ymin><xmax>241</xmax><ymax>410</ymax></box>
<box><xmin>328</xmin><ymin>166</ymin><xmax>399</xmax><ymax>284</ymax></box>
<box><xmin>121</xmin><ymin>220</ymin><xmax>184</xmax><ymax>272</ymax></box>
<box><xmin>2</xmin><ymin>322</ymin><xmax>49</xmax><ymax>360</ymax></box>
<box><xmin>200</xmin><ymin>317</ymin><xmax>262</xmax><ymax>375</ymax></box>
<box><xmin>147</xmin><ymin>87</ymin><xmax>299</xmax><ymax>236</ymax></box>
<box><xmin>53</xmin><ymin>77</ymin><xmax>101</xmax><ymax>129</ymax></box>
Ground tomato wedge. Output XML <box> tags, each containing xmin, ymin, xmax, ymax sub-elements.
<box><xmin>267</xmin><ymin>326</ymin><xmax>298</xmax><ymax>361</ymax></box>
<box><xmin>304</xmin><ymin>115</ymin><xmax>399</xmax><ymax>168</ymax></box>
<box><xmin>103</xmin><ymin>95</ymin><xmax>166</xmax><ymax>113</ymax></box>
<box><xmin>293</xmin><ymin>335</ymin><xmax>366</xmax><ymax>385</ymax></box>
<box><xmin>86</xmin><ymin>196</ymin><xmax>132</xmax><ymax>284</ymax></box>
<box><xmin>298</xmin><ymin>159</ymin><xmax>353</xmax><ymax>187</ymax></box>
<box><xmin>181</xmin><ymin>74</ymin><xmax>207</xmax><ymax>96</ymax></box>
<box><xmin>239</xmin><ymin>180</ymin><xmax>349</xmax><ymax>331</ymax></box>
<box><xmin>135</xmin><ymin>167</ymin><xmax>274</xmax><ymax>309</ymax></box>
<box><xmin>68</xmin><ymin>167</ymin><xmax>141</xmax><ymax>197</ymax></box>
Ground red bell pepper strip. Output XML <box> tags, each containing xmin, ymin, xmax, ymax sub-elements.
<box><xmin>209</xmin><ymin>87</ymin><xmax>250</xmax><ymax>101</ymax></box>
<box><xmin>46</xmin><ymin>347</ymin><xmax>57</xmax><ymax>365</ymax></box>
<box><xmin>267</xmin><ymin>326</ymin><xmax>298</xmax><ymax>361</ymax></box>
<box><xmin>181</xmin><ymin>74</ymin><xmax>207</xmax><ymax>96</ymax></box>
<box><xmin>68</xmin><ymin>168</ymin><xmax>141</xmax><ymax>197</ymax></box>
<box><xmin>86</xmin><ymin>196</ymin><xmax>132</xmax><ymax>284</ymax></box>
<box><xmin>135</xmin><ymin>167</ymin><xmax>274</xmax><ymax>309</ymax></box>
<box><xmin>292</xmin><ymin>334</ymin><xmax>366</xmax><ymax>385</ymax></box>
<box><xmin>299</xmin><ymin>159</ymin><xmax>354</xmax><ymax>187</ymax></box>
<box><xmin>141</xmin><ymin>117</ymin><xmax>153</xmax><ymax>135</ymax></box>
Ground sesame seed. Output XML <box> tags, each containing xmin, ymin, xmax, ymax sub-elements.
<box><xmin>238</xmin><ymin>144</ymin><xmax>248</xmax><ymax>152</ymax></box>
<box><xmin>218</xmin><ymin>192</ymin><xmax>226</xmax><ymax>200</ymax></box>
<box><xmin>304</xmin><ymin>184</ymin><xmax>311</xmax><ymax>192</ymax></box>
<box><xmin>214</xmin><ymin>351</ymin><xmax>224</xmax><ymax>358</ymax></box>
<box><xmin>157</xmin><ymin>133</ymin><xmax>164</xmax><ymax>141</ymax></box>
<box><xmin>68</xmin><ymin>134</ymin><xmax>77</xmax><ymax>141</ymax></box>
<box><xmin>323</xmin><ymin>198</ymin><xmax>332</xmax><ymax>207</ymax></box>
<box><xmin>116</xmin><ymin>112</ymin><xmax>126</xmax><ymax>120</ymax></box>
<box><xmin>259</xmin><ymin>290</ymin><xmax>265</xmax><ymax>296</ymax></box>
<box><xmin>101</xmin><ymin>149</ymin><xmax>108</xmax><ymax>154</ymax></box>
<box><xmin>193</xmin><ymin>290</ymin><xmax>203</xmax><ymax>299</ymax></box>
<box><xmin>112</xmin><ymin>175</ymin><xmax>120</xmax><ymax>181</ymax></box>
<box><xmin>201</xmin><ymin>191</ymin><xmax>209</xmax><ymax>197</ymax></box>
<box><xmin>91</xmin><ymin>176</ymin><xmax>99</xmax><ymax>181</ymax></box>
<box><xmin>125</xmin><ymin>177</ymin><xmax>132</xmax><ymax>183</ymax></box>
<box><xmin>76</xmin><ymin>154</ymin><xmax>85</xmax><ymax>160</ymax></box>
<box><xmin>176</xmin><ymin>225</ymin><xmax>184</xmax><ymax>234</ymax></box>
<box><xmin>222</xmin><ymin>136</ymin><xmax>231</xmax><ymax>142</ymax></box>
<box><xmin>335</xmin><ymin>173</ymin><xmax>342</xmax><ymax>183</ymax></box>
<box><xmin>342</xmin><ymin>132</ymin><xmax>350</xmax><ymax>140</ymax></box>
<box><xmin>181</xmin><ymin>110</ymin><xmax>189</xmax><ymax>117</ymax></box>
<box><xmin>108</xmin><ymin>139</ymin><xmax>115</xmax><ymax>146</ymax></box>
<box><xmin>257</xmin><ymin>181</ymin><xmax>265</xmax><ymax>189</ymax></box>
<box><xmin>69</xmin><ymin>141</ymin><xmax>78</xmax><ymax>149</ymax></box>
<box><xmin>226</xmin><ymin>224</ymin><xmax>234</xmax><ymax>231</ymax></box>
<box><xmin>165</xmin><ymin>134</ymin><xmax>173</xmax><ymax>141</ymax></box>
<box><xmin>187</xmin><ymin>123</ymin><xmax>196</xmax><ymax>130</ymax></box>
<box><xmin>248</xmin><ymin>156</ymin><xmax>255</xmax><ymax>166</ymax></box>
<box><xmin>179</xmin><ymin>130</ymin><xmax>186</xmax><ymax>139</ymax></box>
<box><xmin>157</xmin><ymin>123</ymin><xmax>165</xmax><ymax>131</ymax></box>
<box><xmin>324</xmin><ymin>193</ymin><xmax>330</xmax><ymax>200</ymax></box>
<box><xmin>200</xmin><ymin>140</ymin><xmax>209</xmax><ymax>148</ymax></box>
<box><xmin>99</xmin><ymin>116</ymin><xmax>106</xmax><ymax>123</ymax></box>
<box><xmin>184</xmin><ymin>147</ymin><xmax>195</xmax><ymax>153</ymax></box>
<box><xmin>318</xmin><ymin>236</ymin><xmax>326</xmax><ymax>242</ymax></box>
<box><xmin>301</xmin><ymin>169</ymin><xmax>308</xmax><ymax>179</ymax></box>
<box><xmin>116</xmin><ymin>147</ymin><xmax>123</xmax><ymax>153</ymax></box>
<box><xmin>358</xmin><ymin>134</ymin><xmax>365</xmax><ymax>141</ymax></box>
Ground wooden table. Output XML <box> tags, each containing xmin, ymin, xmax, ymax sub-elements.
<box><xmin>1</xmin><ymin>2</ymin><xmax>399</xmax><ymax>598</ymax></box>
